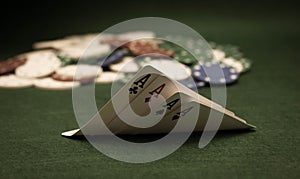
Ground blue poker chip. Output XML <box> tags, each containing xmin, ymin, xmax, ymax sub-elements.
<box><xmin>178</xmin><ymin>78</ymin><xmax>206</xmax><ymax>89</ymax></box>
<box><xmin>98</xmin><ymin>48</ymin><xmax>130</xmax><ymax>68</ymax></box>
<box><xmin>192</xmin><ymin>62</ymin><xmax>239</xmax><ymax>85</ymax></box>
<box><xmin>195</xmin><ymin>80</ymin><xmax>206</xmax><ymax>89</ymax></box>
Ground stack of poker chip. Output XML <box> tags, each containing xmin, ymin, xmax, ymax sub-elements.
<box><xmin>0</xmin><ymin>31</ymin><xmax>252</xmax><ymax>90</ymax></box>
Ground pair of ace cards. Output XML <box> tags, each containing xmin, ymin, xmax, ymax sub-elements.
<box><xmin>62</xmin><ymin>65</ymin><xmax>255</xmax><ymax>137</ymax></box>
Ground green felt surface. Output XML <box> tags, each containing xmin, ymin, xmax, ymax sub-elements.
<box><xmin>0</xmin><ymin>1</ymin><xmax>299</xmax><ymax>178</ymax></box>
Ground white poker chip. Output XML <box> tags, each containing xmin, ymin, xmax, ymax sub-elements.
<box><xmin>34</xmin><ymin>78</ymin><xmax>80</xmax><ymax>90</ymax></box>
<box><xmin>82</xmin><ymin>43</ymin><xmax>111</xmax><ymax>59</ymax></box>
<box><xmin>64</xmin><ymin>33</ymin><xmax>98</xmax><ymax>41</ymax></box>
<box><xmin>109</xmin><ymin>57</ymin><xmax>140</xmax><ymax>73</ymax></box>
<box><xmin>17</xmin><ymin>49</ymin><xmax>57</xmax><ymax>58</ymax></box>
<box><xmin>212</xmin><ymin>49</ymin><xmax>225</xmax><ymax>61</ymax></box>
<box><xmin>55</xmin><ymin>64</ymin><xmax>102</xmax><ymax>81</ymax></box>
<box><xmin>33</xmin><ymin>38</ymin><xmax>81</xmax><ymax>49</ymax></box>
<box><xmin>34</xmin><ymin>34</ymin><xmax>102</xmax><ymax>50</ymax></box>
<box><xmin>222</xmin><ymin>57</ymin><xmax>244</xmax><ymax>73</ymax></box>
<box><xmin>95</xmin><ymin>71</ymin><xmax>125</xmax><ymax>83</ymax></box>
<box><xmin>117</xmin><ymin>31</ymin><xmax>155</xmax><ymax>41</ymax></box>
<box><xmin>58</xmin><ymin>43</ymin><xmax>111</xmax><ymax>60</ymax></box>
<box><xmin>140</xmin><ymin>57</ymin><xmax>192</xmax><ymax>80</ymax></box>
<box><xmin>15</xmin><ymin>51</ymin><xmax>61</xmax><ymax>78</ymax></box>
<box><xmin>35</xmin><ymin>34</ymin><xmax>111</xmax><ymax>60</ymax></box>
<box><xmin>0</xmin><ymin>75</ymin><xmax>34</xmax><ymax>89</ymax></box>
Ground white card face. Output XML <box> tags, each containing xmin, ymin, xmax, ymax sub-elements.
<box><xmin>169</xmin><ymin>100</ymin><xmax>254</xmax><ymax>133</ymax></box>
<box><xmin>127</xmin><ymin>101</ymin><xmax>200</xmax><ymax>134</ymax></box>
<box><xmin>99</xmin><ymin>66</ymin><xmax>162</xmax><ymax>127</ymax></box>
<box><xmin>167</xmin><ymin>101</ymin><xmax>200</xmax><ymax>133</ymax></box>
<box><xmin>108</xmin><ymin>79</ymin><xmax>195</xmax><ymax>135</ymax></box>
<box><xmin>125</xmin><ymin>92</ymin><xmax>194</xmax><ymax>134</ymax></box>
<box><xmin>63</xmin><ymin>65</ymin><xmax>167</xmax><ymax>136</ymax></box>
<box><xmin>123</xmin><ymin>99</ymin><xmax>254</xmax><ymax>135</ymax></box>
<box><xmin>107</xmin><ymin>75</ymin><xmax>177</xmax><ymax>134</ymax></box>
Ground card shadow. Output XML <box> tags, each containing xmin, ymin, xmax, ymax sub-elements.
<box><xmin>62</xmin><ymin>129</ymin><xmax>255</xmax><ymax>146</ymax></box>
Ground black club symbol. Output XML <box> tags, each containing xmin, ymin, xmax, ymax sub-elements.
<box><xmin>129</xmin><ymin>86</ymin><xmax>138</xmax><ymax>94</ymax></box>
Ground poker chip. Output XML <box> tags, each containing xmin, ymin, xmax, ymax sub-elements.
<box><xmin>33</xmin><ymin>33</ymin><xmax>102</xmax><ymax>50</ymax></box>
<box><xmin>212</xmin><ymin>49</ymin><xmax>225</xmax><ymax>62</ymax></box>
<box><xmin>100</xmin><ymin>31</ymin><xmax>155</xmax><ymax>48</ymax></box>
<box><xmin>216</xmin><ymin>44</ymin><xmax>244</xmax><ymax>60</ymax></box>
<box><xmin>115</xmin><ymin>73</ymin><xmax>135</xmax><ymax>85</ymax></box>
<box><xmin>64</xmin><ymin>33</ymin><xmax>98</xmax><ymax>41</ymax></box>
<box><xmin>139</xmin><ymin>57</ymin><xmax>192</xmax><ymax>81</ymax></box>
<box><xmin>178</xmin><ymin>78</ymin><xmax>206</xmax><ymax>89</ymax></box>
<box><xmin>127</xmin><ymin>40</ymin><xmax>174</xmax><ymax>57</ymax></box>
<box><xmin>222</xmin><ymin>57</ymin><xmax>244</xmax><ymax>73</ymax></box>
<box><xmin>239</xmin><ymin>58</ymin><xmax>252</xmax><ymax>73</ymax></box>
<box><xmin>15</xmin><ymin>51</ymin><xmax>61</xmax><ymax>78</ymax></box>
<box><xmin>81</xmin><ymin>43</ymin><xmax>111</xmax><ymax>60</ymax></box>
<box><xmin>117</xmin><ymin>31</ymin><xmax>155</xmax><ymax>41</ymax></box>
<box><xmin>33</xmin><ymin>38</ymin><xmax>81</xmax><ymax>50</ymax></box>
<box><xmin>103</xmin><ymin>39</ymin><xmax>129</xmax><ymax>48</ymax></box>
<box><xmin>0</xmin><ymin>75</ymin><xmax>34</xmax><ymax>89</ymax></box>
<box><xmin>174</xmin><ymin>50</ymin><xmax>198</xmax><ymax>65</ymax></box>
<box><xmin>1</xmin><ymin>32</ymin><xmax>252</xmax><ymax>91</ymax></box>
<box><xmin>99</xmin><ymin>48</ymin><xmax>130</xmax><ymax>68</ymax></box>
<box><xmin>34</xmin><ymin>78</ymin><xmax>80</xmax><ymax>90</ymax></box>
<box><xmin>219</xmin><ymin>57</ymin><xmax>251</xmax><ymax>74</ymax></box>
<box><xmin>211</xmin><ymin>43</ymin><xmax>252</xmax><ymax>73</ymax></box>
<box><xmin>195</xmin><ymin>80</ymin><xmax>206</xmax><ymax>88</ymax></box>
<box><xmin>109</xmin><ymin>57</ymin><xmax>140</xmax><ymax>73</ymax></box>
<box><xmin>57</xmin><ymin>55</ymin><xmax>77</xmax><ymax>66</ymax></box>
<box><xmin>163</xmin><ymin>36</ymin><xmax>211</xmax><ymax>61</ymax></box>
<box><xmin>95</xmin><ymin>71</ymin><xmax>125</xmax><ymax>83</ymax></box>
<box><xmin>54</xmin><ymin>64</ymin><xmax>102</xmax><ymax>82</ymax></box>
<box><xmin>192</xmin><ymin>62</ymin><xmax>239</xmax><ymax>85</ymax></box>
<box><xmin>159</xmin><ymin>40</ymin><xmax>198</xmax><ymax>65</ymax></box>
<box><xmin>0</xmin><ymin>57</ymin><xmax>27</xmax><ymax>75</ymax></box>
<box><xmin>52</xmin><ymin>73</ymin><xmax>74</xmax><ymax>81</ymax></box>
<box><xmin>58</xmin><ymin>43</ymin><xmax>111</xmax><ymax>60</ymax></box>
<box><xmin>35</xmin><ymin>34</ymin><xmax>111</xmax><ymax>60</ymax></box>
<box><xmin>159</xmin><ymin>39</ymin><xmax>210</xmax><ymax>65</ymax></box>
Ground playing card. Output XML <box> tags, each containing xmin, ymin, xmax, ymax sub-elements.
<box><xmin>100</xmin><ymin>66</ymin><xmax>161</xmax><ymax>125</ymax></box>
<box><xmin>62</xmin><ymin>65</ymin><xmax>255</xmax><ymax>137</ymax></box>
<box><xmin>170</xmin><ymin>79</ymin><xmax>235</xmax><ymax>117</ymax></box>
<box><xmin>160</xmin><ymin>101</ymin><xmax>200</xmax><ymax>133</ymax></box>
<box><xmin>108</xmin><ymin>79</ymin><xmax>195</xmax><ymax>134</ymax></box>
<box><xmin>62</xmin><ymin>65</ymin><xmax>167</xmax><ymax>136</ymax></box>
<box><xmin>132</xmin><ymin>98</ymin><xmax>254</xmax><ymax>135</ymax></box>
<box><xmin>122</xmin><ymin>92</ymin><xmax>195</xmax><ymax>134</ymax></box>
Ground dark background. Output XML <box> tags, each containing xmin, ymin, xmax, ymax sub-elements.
<box><xmin>1</xmin><ymin>0</ymin><xmax>299</xmax><ymax>58</ymax></box>
<box><xmin>0</xmin><ymin>0</ymin><xmax>299</xmax><ymax>178</ymax></box>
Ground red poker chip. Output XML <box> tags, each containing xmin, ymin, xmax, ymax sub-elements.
<box><xmin>0</xmin><ymin>57</ymin><xmax>27</xmax><ymax>75</ymax></box>
<box><xmin>127</xmin><ymin>41</ymin><xmax>174</xmax><ymax>57</ymax></box>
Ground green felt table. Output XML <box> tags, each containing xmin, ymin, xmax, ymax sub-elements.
<box><xmin>0</xmin><ymin>1</ymin><xmax>299</xmax><ymax>178</ymax></box>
